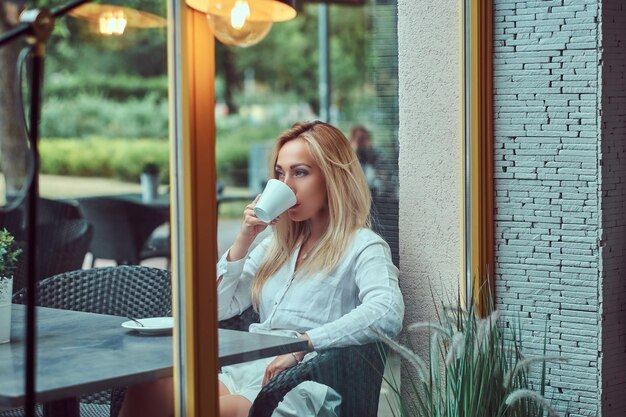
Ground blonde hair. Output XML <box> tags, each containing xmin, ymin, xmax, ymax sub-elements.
<box><xmin>251</xmin><ymin>121</ymin><xmax>372</xmax><ymax>308</ymax></box>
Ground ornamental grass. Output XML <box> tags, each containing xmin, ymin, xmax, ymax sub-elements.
<box><xmin>376</xmin><ymin>300</ymin><xmax>566</xmax><ymax>417</ymax></box>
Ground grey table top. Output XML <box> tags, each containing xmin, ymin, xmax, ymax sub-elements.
<box><xmin>112</xmin><ymin>193</ymin><xmax>171</xmax><ymax>209</ymax></box>
<box><xmin>115</xmin><ymin>193</ymin><xmax>254</xmax><ymax>207</ymax></box>
<box><xmin>0</xmin><ymin>305</ymin><xmax>307</xmax><ymax>407</ymax></box>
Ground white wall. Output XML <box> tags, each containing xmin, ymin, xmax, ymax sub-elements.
<box><xmin>397</xmin><ymin>0</ymin><xmax>462</xmax><ymax>393</ymax></box>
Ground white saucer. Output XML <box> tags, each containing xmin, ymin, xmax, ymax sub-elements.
<box><xmin>121</xmin><ymin>317</ymin><xmax>173</xmax><ymax>335</ymax></box>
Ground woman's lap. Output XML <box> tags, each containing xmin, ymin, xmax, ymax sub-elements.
<box><xmin>219</xmin><ymin>354</ymin><xmax>341</xmax><ymax>417</ymax></box>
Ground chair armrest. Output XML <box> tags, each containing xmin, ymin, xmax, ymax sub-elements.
<box><xmin>249</xmin><ymin>342</ymin><xmax>386</xmax><ymax>417</ymax></box>
<box><xmin>109</xmin><ymin>387</ymin><xmax>127</xmax><ymax>417</ymax></box>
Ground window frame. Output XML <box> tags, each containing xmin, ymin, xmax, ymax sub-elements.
<box><xmin>168</xmin><ymin>2</ymin><xmax>219</xmax><ymax>416</ymax></box>
<box><xmin>463</xmin><ymin>0</ymin><xmax>494</xmax><ymax>316</ymax></box>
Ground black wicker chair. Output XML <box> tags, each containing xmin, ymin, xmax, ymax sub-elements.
<box><xmin>12</xmin><ymin>219</ymin><xmax>93</xmax><ymax>294</ymax></box>
<box><xmin>0</xmin><ymin>198</ymin><xmax>82</xmax><ymax>235</ymax></box>
<box><xmin>218</xmin><ymin>308</ymin><xmax>387</xmax><ymax>417</ymax></box>
<box><xmin>5</xmin><ymin>265</ymin><xmax>172</xmax><ymax>417</ymax></box>
<box><xmin>38</xmin><ymin>198</ymin><xmax>83</xmax><ymax>224</ymax></box>
<box><xmin>77</xmin><ymin>197</ymin><xmax>170</xmax><ymax>266</ymax></box>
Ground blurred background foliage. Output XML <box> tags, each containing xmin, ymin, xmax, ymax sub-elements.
<box><xmin>25</xmin><ymin>1</ymin><xmax>377</xmax><ymax>185</ymax></box>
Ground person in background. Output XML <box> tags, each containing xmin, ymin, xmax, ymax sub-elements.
<box><xmin>349</xmin><ymin>125</ymin><xmax>382</xmax><ymax>196</ymax></box>
<box><xmin>119</xmin><ymin>121</ymin><xmax>404</xmax><ymax>417</ymax></box>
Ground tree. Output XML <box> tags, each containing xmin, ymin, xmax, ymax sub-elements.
<box><xmin>0</xmin><ymin>0</ymin><xmax>28</xmax><ymax>198</ymax></box>
<box><xmin>214</xmin><ymin>4</ymin><xmax>371</xmax><ymax>117</ymax></box>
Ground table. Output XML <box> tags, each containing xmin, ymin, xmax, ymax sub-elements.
<box><xmin>112</xmin><ymin>193</ymin><xmax>170</xmax><ymax>212</ymax></box>
<box><xmin>109</xmin><ymin>192</ymin><xmax>255</xmax><ymax>212</ymax></box>
<box><xmin>0</xmin><ymin>306</ymin><xmax>307</xmax><ymax>416</ymax></box>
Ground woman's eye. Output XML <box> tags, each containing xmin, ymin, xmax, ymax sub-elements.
<box><xmin>275</xmin><ymin>170</ymin><xmax>284</xmax><ymax>178</ymax></box>
<box><xmin>295</xmin><ymin>170</ymin><xmax>308</xmax><ymax>177</ymax></box>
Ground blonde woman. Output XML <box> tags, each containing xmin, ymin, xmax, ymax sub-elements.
<box><xmin>119</xmin><ymin>121</ymin><xmax>404</xmax><ymax>417</ymax></box>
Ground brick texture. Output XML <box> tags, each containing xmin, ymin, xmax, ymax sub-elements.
<box><xmin>493</xmin><ymin>1</ymin><xmax>602</xmax><ymax>415</ymax></box>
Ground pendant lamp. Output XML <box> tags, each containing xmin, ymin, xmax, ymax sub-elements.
<box><xmin>186</xmin><ymin>0</ymin><xmax>297</xmax><ymax>48</ymax></box>
<box><xmin>69</xmin><ymin>4</ymin><xmax>167</xmax><ymax>36</ymax></box>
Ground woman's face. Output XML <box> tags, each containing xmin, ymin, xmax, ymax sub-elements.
<box><xmin>275</xmin><ymin>138</ymin><xmax>327</xmax><ymax>223</ymax></box>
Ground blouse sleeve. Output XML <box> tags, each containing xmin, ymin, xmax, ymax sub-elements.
<box><xmin>305</xmin><ymin>236</ymin><xmax>404</xmax><ymax>350</ymax></box>
<box><xmin>216</xmin><ymin>236</ymin><xmax>271</xmax><ymax>321</ymax></box>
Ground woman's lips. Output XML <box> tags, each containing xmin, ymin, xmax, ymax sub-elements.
<box><xmin>289</xmin><ymin>204</ymin><xmax>300</xmax><ymax>211</ymax></box>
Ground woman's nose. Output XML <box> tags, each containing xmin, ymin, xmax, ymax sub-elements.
<box><xmin>282</xmin><ymin>175</ymin><xmax>296</xmax><ymax>191</ymax></box>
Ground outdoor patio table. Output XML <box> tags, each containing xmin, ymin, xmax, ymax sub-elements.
<box><xmin>113</xmin><ymin>193</ymin><xmax>170</xmax><ymax>213</ymax></box>
<box><xmin>112</xmin><ymin>192</ymin><xmax>255</xmax><ymax>213</ymax></box>
<box><xmin>0</xmin><ymin>305</ymin><xmax>307</xmax><ymax>417</ymax></box>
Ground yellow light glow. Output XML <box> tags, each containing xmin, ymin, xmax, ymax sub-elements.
<box><xmin>230</xmin><ymin>0</ymin><xmax>250</xmax><ymax>30</ymax></box>
<box><xmin>98</xmin><ymin>10</ymin><xmax>127</xmax><ymax>35</ymax></box>
<box><xmin>186</xmin><ymin>0</ymin><xmax>296</xmax><ymax>47</ymax></box>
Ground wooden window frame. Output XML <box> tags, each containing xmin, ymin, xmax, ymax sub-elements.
<box><xmin>463</xmin><ymin>0</ymin><xmax>494</xmax><ymax>317</ymax></box>
<box><xmin>168</xmin><ymin>2</ymin><xmax>219</xmax><ymax>416</ymax></box>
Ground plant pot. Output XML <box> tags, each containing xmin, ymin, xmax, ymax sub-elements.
<box><xmin>0</xmin><ymin>276</ymin><xmax>12</xmax><ymax>344</ymax></box>
<box><xmin>140</xmin><ymin>172</ymin><xmax>160</xmax><ymax>203</ymax></box>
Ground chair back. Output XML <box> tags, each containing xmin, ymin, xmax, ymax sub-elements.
<box><xmin>0</xmin><ymin>206</ymin><xmax>25</xmax><ymax>238</ymax></box>
<box><xmin>38</xmin><ymin>198</ymin><xmax>82</xmax><ymax>224</ymax></box>
<box><xmin>0</xmin><ymin>198</ymin><xmax>82</xmax><ymax>238</ymax></box>
<box><xmin>13</xmin><ymin>265</ymin><xmax>171</xmax><ymax>318</ymax></box>
<box><xmin>12</xmin><ymin>219</ymin><xmax>93</xmax><ymax>294</ymax></box>
<box><xmin>78</xmin><ymin>197</ymin><xmax>168</xmax><ymax>265</ymax></box>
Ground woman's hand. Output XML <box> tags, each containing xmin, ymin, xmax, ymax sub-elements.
<box><xmin>299</xmin><ymin>333</ymin><xmax>314</xmax><ymax>352</ymax></box>
<box><xmin>239</xmin><ymin>195</ymin><xmax>271</xmax><ymax>240</ymax></box>
<box><xmin>227</xmin><ymin>195</ymin><xmax>276</xmax><ymax>261</ymax></box>
<box><xmin>262</xmin><ymin>352</ymin><xmax>304</xmax><ymax>386</ymax></box>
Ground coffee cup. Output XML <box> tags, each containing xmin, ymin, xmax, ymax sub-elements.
<box><xmin>253</xmin><ymin>179</ymin><xmax>297</xmax><ymax>223</ymax></box>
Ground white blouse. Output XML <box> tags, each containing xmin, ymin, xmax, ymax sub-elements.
<box><xmin>216</xmin><ymin>228</ymin><xmax>404</xmax><ymax>350</ymax></box>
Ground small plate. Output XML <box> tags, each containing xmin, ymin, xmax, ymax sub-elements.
<box><xmin>121</xmin><ymin>317</ymin><xmax>173</xmax><ymax>335</ymax></box>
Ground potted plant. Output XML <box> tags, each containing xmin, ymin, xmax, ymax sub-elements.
<box><xmin>376</xmin><ymin>300</ymin><xmax>566</xmax><ymax>417</ymax></box>
<box><xmin>0</xmin><ymin>228</ymin><xmax>22</xmax><ymax>344</ymax></box>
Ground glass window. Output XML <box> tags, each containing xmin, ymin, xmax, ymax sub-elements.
<box><xmin>0</xmin><ymin>2</ymin><xmax>170</xmax><ymax>415</ymax></box>
<box><xmin>212</xmin><ymin>2</ymin><xmax>401</xmax><ymax>417</ymax></box>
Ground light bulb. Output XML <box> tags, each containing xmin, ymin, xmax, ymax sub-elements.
<box><xmin>230</xmin><ymin>0</ymin><xmax>250</xmax><ymax>30</ymax></box>
<box><xmin>208</xmin><ymin>13</ymin><xmax>272</xmax><ymax>48</ymax></box>
<box><xmin>98</xmin><ymin>10</ymin><xmax>127</xmax><ymax>35</ymax></box>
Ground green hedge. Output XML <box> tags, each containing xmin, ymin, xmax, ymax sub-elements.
<box><xmin>40</xmin><ymin>123</ymin><xmax>284</xmax><ymax>186</ymax></box>
<box><xmin>44</xmin><ymin>74</ymin><xmax>168</xmax><ymax>101</ymax></box>
<box><xmin>215</xmin><ymin>121</ymin><xmax>281</xmax><ymax>186</ymax></box>
<box><xmin>41</xmin><ymin>93</ymin><xmax>168</xmax><ymax>139</ymax></box>
<box><xmin>40</xmin><ymin>138</ymin><xmax>169</xmax><ymax>183</ymax></box>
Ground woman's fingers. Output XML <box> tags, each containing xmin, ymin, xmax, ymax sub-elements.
<box><xmin>262</xmin><ymin>354</ymin><xmax>298</xmax><ymax>386</ymax></box>
<box><xmin>239</xmin><ymin>194</ymin><xmax>275</xmax><ymax>242</ymax></box>
<box><xmin>243</xmin><ymin>194</ymin><xmax>262</xmax><ymax>213</ymax></box>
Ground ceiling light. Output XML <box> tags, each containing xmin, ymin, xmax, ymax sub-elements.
<box><xmin>69</xmin><ymin>4</ymin><xmax>166</xmax><ymax>36</ymax></box>
<box><xmin>186</xmin><ymin>0</ymin><xmax>296</xmax><ymax>48</ymax></box>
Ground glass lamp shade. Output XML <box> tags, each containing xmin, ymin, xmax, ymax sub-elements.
<box><xmin>207</xmin><ymin>14</ymin><xmax>272</xmax><ymax>47</ymax></box>
<box><xmin>69</xmin><ymin>4</ymin><xmax>167</xmax><ymax>36</ymax></box>
<box><xmin>187</xmin><ymin>0</ymin><xmax>296</xmax><ymax>47</ymax></box>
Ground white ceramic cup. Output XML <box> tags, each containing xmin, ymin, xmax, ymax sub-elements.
<box><xmin>253</xmin><ymin>179</ymin><xmax>297</xmax><ymax>223</ymax></box>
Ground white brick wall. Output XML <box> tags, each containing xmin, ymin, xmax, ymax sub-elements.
<box><xmin>493</xmin><ymin>1</ymin><xmax>602</xmax><ymax>415</ymax></box>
